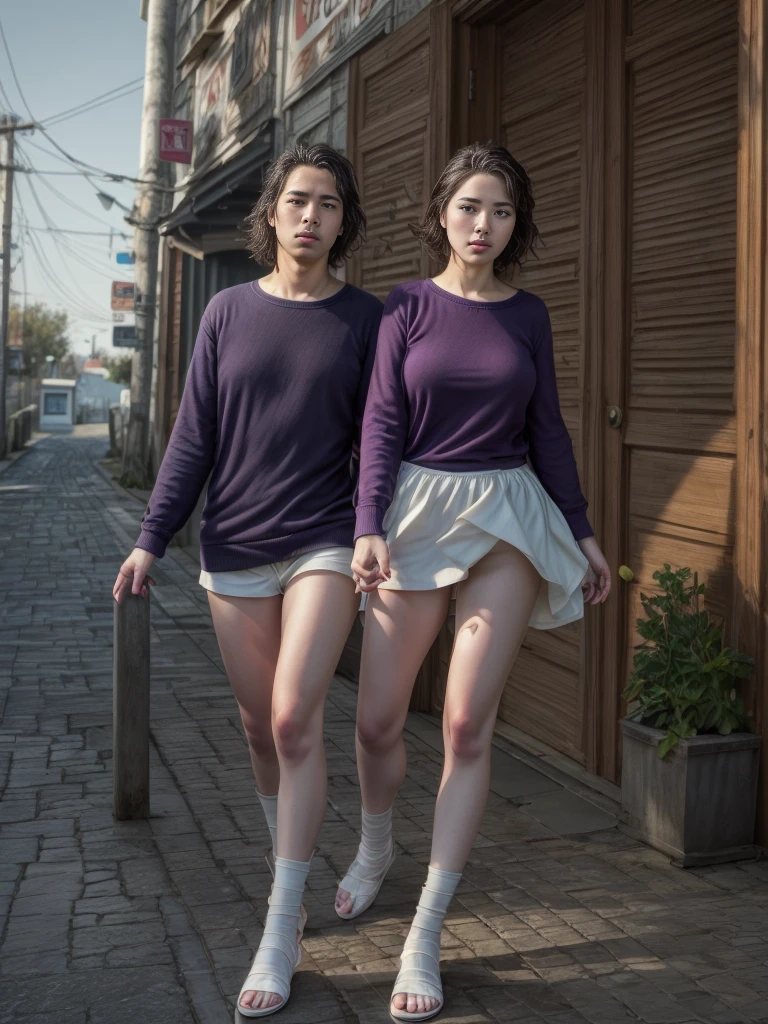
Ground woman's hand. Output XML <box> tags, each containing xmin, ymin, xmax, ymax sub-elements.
<box><xmin>113</xmin><ymin>548</ymin><xmax>157</xmax><ymax>605</ymax></box>
<box><xmin>351</xmin><ymin>535</ymin><xmax>391</xmax><ymax>593</ymax></box>
<box><xmin>578</xmin><ymin>536</ymin><xmax>611</xmax><ymax>605</ymax></box>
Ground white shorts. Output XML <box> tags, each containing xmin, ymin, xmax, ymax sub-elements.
<box><xmin>199</xmin><ymin>545</ymin><xmax>355</xmax><ymax>598</ymax></box>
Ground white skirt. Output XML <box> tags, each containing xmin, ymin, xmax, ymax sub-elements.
<box><xmin>376</xmin><ymin>461</ymin><xmax>589</xmax><ymax>630</ymax></box>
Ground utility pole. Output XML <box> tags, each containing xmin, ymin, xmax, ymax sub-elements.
<box><xmin>122</xmin><ymin>0</ymin><xmax>176</xmax><ymax>485</ymax></box>
<box><xmin>0</xmin><ymin>113</ymin><xmax>18</xmax><ymax>459</ymax></box>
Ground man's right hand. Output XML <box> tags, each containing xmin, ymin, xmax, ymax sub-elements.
<box><xmin>351</xmin><ymin>535</ymin><xmax>391</xmax><ymax>593</ymax></box>
<box><xmin>113</xmin><ymin>548</ymin><xmax>157</xmax><ymax>604</ymax></box>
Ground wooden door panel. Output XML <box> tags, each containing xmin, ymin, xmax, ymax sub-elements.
<box><xmin>496</xmin><ymin>0</ymin><xmax>587</xmax><ymax>761</ymax></box>
<box><xmin>620</xmin><ymin>0</ymin><xmax>739</xmax><ymax>672</ymax></box>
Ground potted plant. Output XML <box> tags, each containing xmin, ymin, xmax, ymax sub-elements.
<box><xmin>620</xmin><ymin>564</ymin><xmax>760</xmax><ymax>867</ymax></box>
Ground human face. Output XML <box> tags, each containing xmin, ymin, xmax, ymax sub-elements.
<box><xmin>440</xmin><ymin>172</ymin><xmax>517</xmax><ymax>267</ymax></box>
<box><xmin>269</xmin><ymin>165</ymin><xmax>344</xmax><ymax>265</ymax></box>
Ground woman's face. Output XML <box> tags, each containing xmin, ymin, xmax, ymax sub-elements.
<box><xmin>269</xmin><ymin>165</ymin><xmax>344</xmax><ymax>265</ymax></box>
<box><xmin>440</xmin><ymin>172</ymin><xmax>517</xmax><ymax>268</ymax></box>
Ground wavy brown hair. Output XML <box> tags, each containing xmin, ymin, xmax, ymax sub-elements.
<box><xmin>244</xmin><ymin>143</ymin><xmax>366</xmax><ymax>269</ymax></box>
<box><xmin>413</xmin><ymin>142</ymin><xmax>540</xmax><ymax>274</ymax></box>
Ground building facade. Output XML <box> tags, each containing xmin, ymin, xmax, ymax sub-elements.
<box><xmin>150</xmin><ymin>0</ymin><xmax>768</xmax><ymax>840</ymax></box>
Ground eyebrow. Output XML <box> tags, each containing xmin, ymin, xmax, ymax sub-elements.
<box><xmin>457</xmin><ymin>196</ymin><xmax>514</xmax><ymax>206</ymax></box>
<box><xmin>285</xmin><ymin>189</ymin><xmax>341</xmax><ymax>202</ymax></box>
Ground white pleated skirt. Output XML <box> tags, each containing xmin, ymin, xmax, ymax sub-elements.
<box><xmin>374</xmin><ymin>461</ymin><xmax>589</xmax><ymax>630</ymax></box>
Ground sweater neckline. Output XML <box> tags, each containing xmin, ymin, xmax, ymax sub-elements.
<box><xmin>425</xmin><ymin>278</ymin><xmax>525</xmax><ymax>309</ymax></box>
<box><xmin>251</xmin><ymin>279</ymin><xmax>351</xmax><ymax>309</ymax></box>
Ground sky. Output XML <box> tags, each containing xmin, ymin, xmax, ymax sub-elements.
<box><xmin>2</xmin><ymin>1</ymin><xmax>148</xmax><ymax>359</ymax></box>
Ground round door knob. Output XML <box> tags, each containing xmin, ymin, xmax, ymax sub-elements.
<box><xmin>607</xmin><ymin>405</ymin><xmax>623</xmax><ymax>428</ymax></box>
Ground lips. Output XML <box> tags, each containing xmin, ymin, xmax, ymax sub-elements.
<box><xmin>296</xmin><ymin>232</ymin><xmax>319</xmax><ymax>241</ymax></box>
<box><xmin>469</xmin><ymin>240</ymin><xmax>491</xmax><ymax>250</ymax></box>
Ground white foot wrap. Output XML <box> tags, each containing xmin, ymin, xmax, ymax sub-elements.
<box><xmin>337</xmin><ymin>806</ymin><xmax>395</xmax><ymax>919</ymax></box>
<box><xmin>238</xmin><ymin>856</ymin><xmax>310</xmax><ymax>1018</ymax></box>
<box><xmin>390</xmin><ymin>867</ymin><xmax>461</xmax><ymax>1022</ymax></box>
<box><xmin>256</xmin><ymin>789</ymin><xmax>278</xmax><ymax>873</ymax></box>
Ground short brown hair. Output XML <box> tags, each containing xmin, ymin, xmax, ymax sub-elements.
<box><xmin>244</xmin><ymin>144</ymin><xmax>366</xmax><ymax>269</ymax></box>
<box><xmin>413</xmin><ymin>142</ymin><xmax>540</xmax><ymax>274</ymax></box>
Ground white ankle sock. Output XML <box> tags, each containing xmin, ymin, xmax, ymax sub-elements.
<box><xmin>393</xmin><ymin>866</ymin><xmax>462</xmax><ymax>1007</ymax></box>
<box><xmin>256</xmin><ymin>789</ymin><xmax>278</xmax><ymax>860</ymax></box>
<box><xmin>239</xmin><ymin>856</ymin><xmax>310</xmax><ymax>1007</ymax></box>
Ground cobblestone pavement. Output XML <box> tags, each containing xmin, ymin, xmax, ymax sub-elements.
<box><xmin>1</xmin><ymin>428</ymin><xmax>767</xmax><ymax>1024</ymax></box>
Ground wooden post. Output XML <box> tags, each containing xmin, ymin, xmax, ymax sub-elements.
<box><xmin>113</xmin><ymin>592</ymin><xmax>151</xmax><ymax>820</ymax></box>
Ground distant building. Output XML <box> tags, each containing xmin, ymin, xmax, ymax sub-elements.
<box><xmin>40</xmin><ymin>379</ymin><xmax>76</xmax><ymax>431</ymax></box>
<box><xmin>76</xmin><ymin>371</ymin><xmax>128</xmax><ymax>424</ymax></box>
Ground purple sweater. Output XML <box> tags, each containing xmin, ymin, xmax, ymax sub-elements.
<box><xmin>355</xmin><ymin>279</ymin><xmax>592</xmax><ymax>541</ymax></box>
<box><xmin>136</xmin><ymin>281</ymin><xmax>383</xmax><ymax>571</ymax></box>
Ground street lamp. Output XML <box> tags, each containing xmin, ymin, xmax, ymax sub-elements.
<box><xmin>44</xmin><ymin>354</ymin><xmax>56</xmax><ymax>379</ymax></box>
<box><xmin>96</xmin><ymin>191</ymin><xmax>134</xmax><ymax>215</ymax></box>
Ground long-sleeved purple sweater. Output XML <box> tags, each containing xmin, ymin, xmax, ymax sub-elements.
<box><xmin>354</xmin><ymin>279</ymin><xmax>592</xmax><ymax>541</ymax></box>
<box><xmin>136</xmin><ymin>281</ymin><xmax>383</xmax><ymax>571</ymax></box>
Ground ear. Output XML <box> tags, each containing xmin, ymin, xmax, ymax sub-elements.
<box><xmin>439</xmin><ymin>212</ymin><xmax>447</xmax><ymax>230</ymax></box>
<box><xmin>267</xmin><ymin>205</ymin><xmax>276</xmax><ymax>228</ymax></box>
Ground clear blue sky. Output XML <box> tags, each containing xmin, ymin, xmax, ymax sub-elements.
<box><xmin>2</xmin><ymin>2</ymin><xmax>147</xmax><ymax>358</ymax></box>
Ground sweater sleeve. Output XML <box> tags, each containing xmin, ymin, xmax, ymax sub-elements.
<box><xmin>354</xmin><ymin>293</ymin><xmax>409</xmax><ymax>539</ymax></box>
<box><xmin>526</xmin><ymin>306</ymin><xmax>593</xmax><ymax>540</ymax></box>
<box><xmin>135</xmin><ymin>305</ymin><xmax>219</xmax><ymax>558</ymax></box>
<box><xmin>350</xmin><ymin>300</ymin><xmax>383</xmax><ymax>479</ymax></box>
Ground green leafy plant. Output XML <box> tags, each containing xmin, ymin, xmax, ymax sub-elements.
<box><xmin>623</xmin><ymin>565</ymin><xmax>753</xmax><ymax>759</ymax></box>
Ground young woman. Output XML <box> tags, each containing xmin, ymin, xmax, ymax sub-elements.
<box><xmin>336</xmin><ymin>143</ymin><xmax>611</xmax><ymax>1022</ymax></box>
<box><xmin>113</xmin><ymin>144</ymin><xmax>382</xmax><ymax>1017</ymax></box>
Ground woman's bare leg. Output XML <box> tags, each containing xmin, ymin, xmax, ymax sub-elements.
<box><xmin>243</xmin><ymin>570</ymin><xmax>358</xmax><ymax>1012</ymax></box>
<box><xmin>336</xmin><ymin>587</ymin><xmax>450</xmax><ymax>916</ymax></box>
<box><xmin>392</xmin><ymin>544</ymin><xmax>541</xmax><ymax>1017</ymax></box>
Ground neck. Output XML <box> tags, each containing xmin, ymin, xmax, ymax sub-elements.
<box><xmin>259</xmin><ymin>249</ymin><xmax>341</xmax><ymax>301</ymax></box>
<box><xmin>435</xmin><ymin>254</ymin><xmax>499</xmax><ymax>298</ymax></box>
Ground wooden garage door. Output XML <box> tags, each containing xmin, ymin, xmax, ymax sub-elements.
<box><xmin>497</xmin><ymin>0</ymin><xmax>589</xmax><ymax>764</ymax></box>
<box><xmin>619</xmin><ymin>0</ymin><xmax>738</xmax><ymax>678</ymax></box>
<box><xmin>347</xmin><ymin>9</ymin><xmax>431</xmax><ymax>296</ymax></box>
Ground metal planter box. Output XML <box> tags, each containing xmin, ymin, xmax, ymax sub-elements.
<box><xmin>620</xmin><ymin>719</ymin><xmax>760</xmax><ymax>867</ymax></box>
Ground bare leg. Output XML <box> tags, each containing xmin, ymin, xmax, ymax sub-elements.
<box><xmin>392</xmin><ymin>543</ymin><xmax>541</xmax><ymax>1018</ymax></box>
<box><xmin>243</xmin><ymin>570</ymin><xmax>358</xmax><ymax>1012</ymax></box>
<box><xmin>336</xmin><ymin>587</ymin><xmax>450</xmax><ymax>916</ymax></box>
<box><xmin>207</xmin><ymin>592</ymin><xmax>282</xmax><ymax>794</ymax></box>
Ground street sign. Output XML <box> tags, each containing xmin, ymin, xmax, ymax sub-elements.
<box><xmin>116</xmin><ymin>252</ymin><xmax>136</xmax><ymax>265</ymax></box>
<box><xmin>113</xmin><ymin>326</ymin><xmax>138</xmax><ymax>348</ymax></box>
<box><xmin>111</xmin><ymin>281</ymin><xmax>134</xmax><ymax>311</ymax></box>
<box><xmin>112</xmin><ymin>312</ymin><xmax>126</xmax><ymax>323</ymax></box>
<box><xmin>159</xmin><ymin>119</ymin><xmax>193</xmax><ymax>164</ymax></box>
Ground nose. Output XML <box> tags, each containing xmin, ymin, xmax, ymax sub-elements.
<box><xmin>474</xmin><ymin>212</ymin><xmax>490</xmax><ymax>236</ymax></box>
<box><xmin>302</xmin><ymin>203</ymin><xmax>321</xmax><ymax>226</ymax></box>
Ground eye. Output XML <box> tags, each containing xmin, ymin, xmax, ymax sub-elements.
<box><xmin>322</xmin><ymin>202</ymin><xmax>338</xmax><ymax>210</ymax></box>
<box><xmin>459</xmin><ymin>204</ymin><xmax>475</xmax><ymax>213</ymax></box>
<box><xmin>495</xmin><ymin>209</ymin><xmax>512</xmax><ymax>218</ymax></box>
<box><xmin>286</xmin><ymin>198</ymin><xmax>302</xmax><ymax>205</ymax></box>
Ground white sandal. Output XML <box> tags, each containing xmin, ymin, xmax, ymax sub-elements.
<box><xmin>389</xmin><ymin>867</ymin><xmax>461</xmax><ymax>1022</ymax></box>
<box><xmin>237</xmin><ymin>856</ymin><xmax>310</xmax><ymax>1018</ymax></box>
<box><xmin>336</xmin><ymin>806</ymin><xmax>396</xmax><ymax>920</ymax></box>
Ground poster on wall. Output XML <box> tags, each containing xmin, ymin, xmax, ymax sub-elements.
<box><xmin>194</xmin><ymin>46</ymin><xmax>232</xmax><ymax>165</ymax></box>
<box><xmin>285</xmin><ymin>0</ymin><xmax>382</xmax><ymax>99</ymax></box>
<box><xmin>193</xmin><ymin>0</ymin><xmax>273</xmax><ymax>168</ymax></box>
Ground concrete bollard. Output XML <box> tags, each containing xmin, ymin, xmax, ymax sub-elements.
<box><xmin>113</xmin><ymin>591</ymin><xmax>151</xmax><ymax>819</ymax></box>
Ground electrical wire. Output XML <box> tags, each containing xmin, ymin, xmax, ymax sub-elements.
<box><xmin>0</xmin><ymin>13</ymin><xmax>178</xmax><ymax>192</ymax></box>
<box><xmin>41</xmin><ymin>78</ymin><xmax>144</xmax><ymax>128</ymax></box>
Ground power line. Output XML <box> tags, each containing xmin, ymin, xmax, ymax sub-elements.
<box><xmin>44</xmin><ymin>85</ymin><xmax>143</xmax><ymax>130</ymax></box>
<box><xmin>41</xmin><ymin>78</ymin><xmax>144</xmax><ymax>128</ymax></box>
<box><xmin>0</xmin><ymin>13</ymin><xmax>177</xmax><ymax>193</ymax></box>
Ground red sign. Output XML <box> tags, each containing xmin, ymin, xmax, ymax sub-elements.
<box><xmin>159</xmin><ymin>119</ymin><xmax>193</xmax><ymax>164</ymax></box>
<box><xmin>111</xmin><ymin>281</ymin><xmax>135</xmax><ymax>311</ymax></box>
